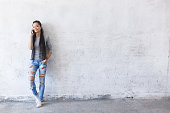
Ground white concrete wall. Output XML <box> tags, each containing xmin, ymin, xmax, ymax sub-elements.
<box><xmin>0</xmin><ymin>0</ymin><xmax>169</xmax><ymax>100</ymax></box>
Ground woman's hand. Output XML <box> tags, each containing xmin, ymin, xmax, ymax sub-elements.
<box><xmin>41</xmin><ymin>59</ymin><xmax>47</xmax><ymax>64</ymax></box>
<box><xmin>31</xmin><ymin>29</ymin><xmax>34</xmax><ymax>36</ymax></box>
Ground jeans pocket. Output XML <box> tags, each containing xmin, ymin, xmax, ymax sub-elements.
<box><xmin>40</xmin><ymin>62</ymin><xmax>47</xmax><ymax>70</ymax></box>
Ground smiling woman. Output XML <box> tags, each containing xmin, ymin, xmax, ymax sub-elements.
<box><xmin>28</xmin><ymin>20</ymin><xmax>52</xmax><ymax>108</ymax></box>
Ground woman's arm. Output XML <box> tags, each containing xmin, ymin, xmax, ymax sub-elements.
<box><xmin>45</xmin><ymin>51</ymin><xmax>52</xmax><ymax>61</ymax></box>
<box><xmin>29</xmin><ymin>29</ymin><xmax>34</xmax><ymax>50</ymax></box>
<box><xmin>42</xmin><ymin>36</ymin><xmax>53</xmax><ymax>63</ymax></box>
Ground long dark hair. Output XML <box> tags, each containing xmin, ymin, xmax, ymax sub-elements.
<box><xmin>31</xmin><ymin>20</ymin><xmax>46</xmax><ymax>60</ymax></box>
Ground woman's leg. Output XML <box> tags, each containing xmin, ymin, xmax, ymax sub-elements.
<box><xmin>38</xmin><ymin>62</ymin><xmax>47</xmax><ymax>101</ymax></box>
<box><xmin>29</xmin><ymin>61</ymin><xmax>39</xmax><ymax>95</ymax></box>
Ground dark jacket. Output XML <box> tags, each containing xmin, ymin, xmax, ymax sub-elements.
<box><xmin>30</xmin><ymin>35</ymin><xmax>52</xmax><ymax>60</ymax></box>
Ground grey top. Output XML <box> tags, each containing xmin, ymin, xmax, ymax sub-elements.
<box><xmin>33</xmin><ymin>35</ymin><xmax>52</xmax><ymax>60</ymax></box>
<box><xmin>34</xmin><ymin>37</ymin><xmax>40</xmax><ymax>60</ymax></box>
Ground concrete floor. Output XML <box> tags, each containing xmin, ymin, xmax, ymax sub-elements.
<box><xmin>0</xmin><ymin>98</ymin><xmax>170</xmax><ymax>113</ymax></box>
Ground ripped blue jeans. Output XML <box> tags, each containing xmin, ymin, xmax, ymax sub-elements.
<box><xmin>29</xmin><ymin>59</ymin><xmax>47</xmax><ymax>101</ymax></box>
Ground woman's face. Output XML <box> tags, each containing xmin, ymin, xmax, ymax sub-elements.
<box><xmin>32</xmin><ymin>22</ymin><xmax>41</xmax><ymax>33</ymax></box>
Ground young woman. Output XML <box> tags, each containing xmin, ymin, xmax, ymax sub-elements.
<box><xmin>28</xmin><ymin>20</ymin><xmax>52</xmax><ymax>108</ymax></box>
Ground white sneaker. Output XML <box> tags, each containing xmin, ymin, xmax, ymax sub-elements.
<box><xmin>41</xmin><ymin>96</ymin><xmax>47</xmax><ymax>102</ymax></box>
<box><xmin>33</xmin><ymin>93</ymin><xmax>39</xmax><ymax>102</ymax></box>
<box><xmin>36</xmin><ymin>99</ymin><xmax>42</xmax><ymax>108</ymax></box>
<box><xmin>33</xmin><ymin>93</ymin><xmax>42</xmax><ymax>108</ymax></box>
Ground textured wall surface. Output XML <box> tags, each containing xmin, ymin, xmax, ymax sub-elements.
<box><xmin>0</xmin><ymin>0</ymin><xmax>169</xmax><ymax>100</ymax></box>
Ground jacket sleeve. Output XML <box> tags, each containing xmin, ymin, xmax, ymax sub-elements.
<box><xmin>46</xmin><ymin>36</ymin><xmax>52</xmax><ymax>53</ymax></box>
